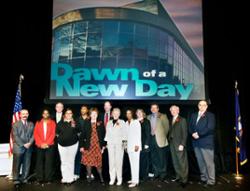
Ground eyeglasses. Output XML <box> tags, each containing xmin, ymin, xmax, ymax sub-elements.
<box><xmin>65</xmin><ymin>112</ymin><xmax>73</xmax><ymax>114</ymax></box>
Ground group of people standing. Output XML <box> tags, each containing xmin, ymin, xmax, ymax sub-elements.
<box><xmin>11</xmin><ymin>100</ymin><xmax>216</xmax><ymax>188</ymax></box>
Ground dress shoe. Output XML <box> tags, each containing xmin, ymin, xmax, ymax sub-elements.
<box><xmin>180</xmin><ymin>182</ymin><xmax>187</xmax><ymax>188</ymax></box>
<box><xmin>22</xmin><ymin>179</ymin><xmax>28</xmax><ymax>184</ymax></box>
<box><xmin>86</xmin><ymin>175</ymin><xmax>92</xmax><ymax>183</ymax></box>
<box><xmin>109</xmin><ymin>180</ymin><xmax>115</xmax><ymax>185</ymax></box>
<box><xmin>148</xmin><ymin>173</ymin><xmax>154</xmax><ymax>177</ymax></box>
<box><xmin>127</xmin><ymin>180</ymin><xmax>133</xmax><ymax>184</ymax></box>
<box><xmin>198</xmin><ymin>180</ymin><xmax>207</xmax><ymax>185</ymax></box>
<box><xmin>128</xmin><ymin>183</ymin><xmax>138</xmax><ymax>188</ymax></box>
<box><xmin>171</xmin><ymin>178</ymin><xmax>180</xmax><ymax>182</ymax></box>
<box><xmin>73</xmin><ymin>175</ymin><xmax>79</xmax><ymax>181</ymax></box>
<box><xmin>203</xmin><ymin>183</ymin><xmax>215</xmax><ymax>188</ymax></box>
<box><xmin>14</xmin><ymin>181</ymin><xmax>21</xmax><ymax>185</ymax></box>
<box><xmin>116</xmin><ymin>180</ymin><xmax>122</xmax><ymax>186</ymax></box>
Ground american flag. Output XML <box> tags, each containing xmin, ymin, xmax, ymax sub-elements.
<box><xmin>8</xmin><ymin>87</ymin><xmax>22</xmax><ymax>156</ymax></box>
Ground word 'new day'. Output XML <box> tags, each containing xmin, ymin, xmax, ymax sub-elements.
<box><xmin>51</xmin><ymin>63</ymin><xmax>193</xmax><ymax>99</ymax></box>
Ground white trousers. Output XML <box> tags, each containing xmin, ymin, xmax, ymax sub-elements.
<box><xmin>107</xmin><ymin>144</ymin><xmax>124</xmax><ymax>182</ymax></box>
<box><xmin>58</xmin><ymin>142</ymin><xmax>78</xmax><ymax>183</ymax></box>
<box><xmin>128</xmin><ymin>151</ymin><xmax>140</xmax><ymax>184</ymax></box>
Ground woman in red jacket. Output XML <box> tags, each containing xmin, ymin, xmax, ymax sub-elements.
<box><xmin>34</xmin><ymin>109</ymin><xmax>56</xmax><ymax>184</ymax></box>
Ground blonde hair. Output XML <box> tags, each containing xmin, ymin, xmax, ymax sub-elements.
<box><xmin>112</xmin><ymin>108</ymin><xmax>121</xmax><ymax>115</ymax></box>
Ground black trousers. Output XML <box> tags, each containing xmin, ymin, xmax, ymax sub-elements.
<box><xmin>35</xmin><ymin>146</ymin><xmax>55</xmax><ymax>182</ymax></box>
<box><xmin>149</xmin><ymin>136</ymin><xmax>168</xmax><ymax>179</ymax></box>
<box><xmin>139</xmin><ymin>150</ymin><xmax>149</xmax><ymax>180</ymax></box>
<box><xmin>74</xmin><ymin>148</ymin><xmax>81</xmax><ymax>176</ymax></box>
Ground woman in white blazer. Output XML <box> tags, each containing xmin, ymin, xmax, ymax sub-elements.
<box><xmin>104</xmin><ymin>108</ymin><xmax>127</xmax><ymax>186</ymax></box>
<box><xmin>126</xmin><ymin>109</ymin><xmax>141</xmax><ymax>187</ymax></box>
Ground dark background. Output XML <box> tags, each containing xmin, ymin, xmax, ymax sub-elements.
<box><xmin>0</xmin><ymin>0</ymin><xmax>249</xmax><ymax>173</ymax></box>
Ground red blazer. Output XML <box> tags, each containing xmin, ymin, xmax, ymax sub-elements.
<box><xmin>34</xmin><ymin>119</ymin><xmax>56</xmax><ymax>147</ymax></box>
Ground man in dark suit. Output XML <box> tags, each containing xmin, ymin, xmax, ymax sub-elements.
<box><xmin>99</xmin><ymin>101</ymin><xmax>112</xmax><ymax>128</ymax></box>
<box><xmin>54</xmin><ymin>102</ymin><xmax>64</xmax><ymax>124</ymax></box>
<box><xmin>12</xmin><ymin>109</ymin><xmax>34</xmax><ymax>185</ymax></box>
<box><xmin>169</xmin><ymin>105</ymin><xmax>188</xmax><ymax>187</ymax></box>
<box><xmin>52</xmin><ymin>102</ymin><xmax>64</xmax><ymax>180</ymax></box>
<box><xmin>99</xmin><ymin>101</ymin><xmax>113</xmax><ymax>179</ymax></box>
<box><xmin>189</xmin><ymin>100</ymin><xmax>216</xmax><ymax>187</ymax></box>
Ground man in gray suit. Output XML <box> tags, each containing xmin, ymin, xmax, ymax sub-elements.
<box><xmin>12</xmin><ymin>109</ymin><xmax>34</xmax><ymax>185</ymax></box>
<box><xmin>169</xmin><ymin>105</ymin><xmax>188</xmax><ymax>187</ymax></box>
<box><xmin>147</xmin><ymin>103</ymin><xmax>169</xmax><ymax>180</ymax></box>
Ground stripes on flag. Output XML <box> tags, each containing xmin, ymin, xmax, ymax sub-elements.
<box><xmin>8</xmin><ymin>88</ymin><xmax>22</xmax><ymax>157</ymax></box>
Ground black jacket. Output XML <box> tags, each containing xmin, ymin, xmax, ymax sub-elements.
<box><xmin>80</xmin><ymin>120</ymin><xmax>106</xmax><ymax>150</ymax></box>
<box><xmin>139</xmin><ymin>118</ymin><xmax>151</xmax><ymax>151</ymax></box>
<box><xmin>56</xmin><ymin>120</ymin><xmax>80</xmax><ymax>147</ymax></box>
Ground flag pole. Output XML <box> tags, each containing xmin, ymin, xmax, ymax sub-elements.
<box><xmin>18</xmin><ymin>74</ymin><xmax>24</xmax><ymax>95</ymax></box>
<box><xmin>234</xmin><ymin>81</ymin><xmax>243</xmax><ymax>180</ymax></box>
<box><xmin>235</xmin><ymin>81</ymin><xmax>239</xmax><ymax>177</ymax></box>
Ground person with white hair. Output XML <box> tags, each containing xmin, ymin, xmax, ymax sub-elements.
<box><xmin>169</xmin><ymin>105</ymin><xmax>188</xmax><ymax>188</ymax></box>
<box><xmin>104</xmin><ymin>108</ymin><xmax>127</xmax><ymax>186</ymax></box>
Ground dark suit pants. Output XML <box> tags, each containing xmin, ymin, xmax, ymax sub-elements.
<box><xmin>13</xmin><ymin>148</ymin><xmax>32</xmax><ymax>183</ymax></box>
<box><xmin>170</xmin><ymin>143</ymin><xmax>188</xmax><ymax>183</ymax></box>
<box><xmin>150</xmin><ymin>136</ymin><xmax>167</xmax><ymax>179</ymax></box>
<box><xmin>36</xmin><ymin>146</ymin><xmax>55</xmax><ymax>182</ymax></box>
<box><xmin>139</xmin><ymin>150</ymin><xmax>149</xmax><ymax>180</ymax></box>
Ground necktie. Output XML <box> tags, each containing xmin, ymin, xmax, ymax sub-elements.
<box><xmin>104</xmin><ymin>113</ymin><xmax>109</xmax><ymax>127</ymax></box>
<box><xmin>23</xmin><ymin>121</ymin><xmax>28</xmax><ymax>134</ymax></box>
<box><xmin>172</xmin><ymin>118</ymin><xmax>175</xmax><ymax>125</ymax></box>
<box><xmin>24</xmin><ymin>121</ymin><xmax>27</xmax><ymax>128</ymax></box>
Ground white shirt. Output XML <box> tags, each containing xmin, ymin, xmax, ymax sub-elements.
<box><xmin>126</xmin><ymin>119</ymin><xmax>141</xmax><ymax>153</ymax></box>
<box><xmin>56</xmin><ymin>112</ymin><xmax>62</xmax><ymax>123</ymax></box>
<box><xmin>196</xmin><ymin>112</ymin><xmax>204</xmax><ymax>123</ymax></box>
<box><xmin>172</xmin><ymin>115</ymin><xmax>179</xmax><ymax>124</ymax></box>
<box><xmin>43</xmin><ymin>121</ymin><xmax>47</xmax><ymax>140</ymax></box>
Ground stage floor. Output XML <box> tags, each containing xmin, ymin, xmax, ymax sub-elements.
<box><xmin>0</xmin><ymin>174</ymin><xmax>248</xmax><ymax>191</ymax></box>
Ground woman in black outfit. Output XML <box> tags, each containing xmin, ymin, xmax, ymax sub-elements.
<box><xmin>56</xmin><ymin>108</ymin><xmax>80</xmax><ymax>184</ymax></box>
<box><xmin>136</xmin><ymin>109</ymin><xmax>151</xmax><ymax>182</ymax></box>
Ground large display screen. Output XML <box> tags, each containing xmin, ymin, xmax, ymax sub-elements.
<box><xmin>50</xmin><ymin>0</ymin><xmax>205</xmax><ymax>101</ymax></box>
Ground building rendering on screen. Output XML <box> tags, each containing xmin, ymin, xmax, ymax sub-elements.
<box><xmin>51</xmin><ymin>0</ymin><xmax>205</xmax><ymax>99</ymax></box>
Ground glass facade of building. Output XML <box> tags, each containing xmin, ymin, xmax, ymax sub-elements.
<box><xmin>52</xmin><ymin>20</ymin><xmax>203</xmax><ymax>86</ymax></box>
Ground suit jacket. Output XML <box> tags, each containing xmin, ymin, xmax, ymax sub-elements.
<box><xmin>104</xmin><ymin>119</ymin><xmax>127</xmax><ymax>144</ymax></box>
<box><xmin>147</xmin><ymin>112</ymin><xmax>169</xmax><ymax>148</ymax></box>
<box><xmin>139</xmin><ymin>118</ymin><xmax>151</xmax><ymax>150</ymax></box>
<box><xmin>98</xmin><ymin>112</ymin><xmax>113</xmax><ymax>127</ymax></box>
<box><xmin>80</xmin><ymin>120</ymin><xmax>106</xmax><ymax>150</ymax></box>
<box><xmin>12</xmin><ymin>120</ymin><xmax>34</xmax><ymax>153</ymax></box>
<box><xmin>51</xmin><ymin>112</ymin><xmax>63</xmax><ymax>124</ymax></box>
<box><xmin>168</xmin><ymin>116</ymin><xmax>187</xmax><ymax>151</ymax></box>
<box><xmin>34</xmin><ymin>119</ymin><xmax>56</xmax><ymax>148</ymax></box>
<box><xmin>189</xmin><ymin>111</ymin><xmax>215</xmax><ymax>149</ymax></box>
